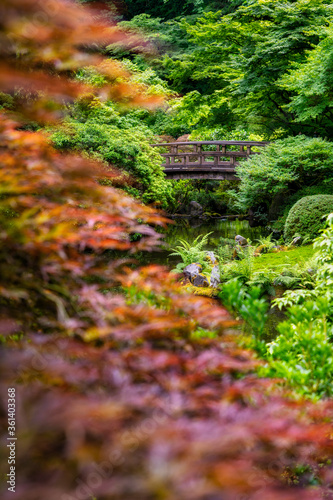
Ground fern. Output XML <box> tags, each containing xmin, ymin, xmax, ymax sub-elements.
<box><xmin>221</xmin><ymin>246</ymin><xmax>255</xmax><ymax>284</ymax></box>
<box><xmin>255</xmin><ymin>233</ymin><xmax>277</xmax><ymax>251</ymax></box>
<box><xmin>169</xmin><ymin>232</ymin><xmax>213</xmax><ymax>271</ymax></box>
<box><xmin>170</xmin><ymin>262</ymin><xmax>186</xmax><ymax>274</ymax></box>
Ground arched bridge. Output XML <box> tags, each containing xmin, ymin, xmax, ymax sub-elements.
<box><xmin>151</xmin><ymin>141</ymin><xmax>268</xmax><ymax>180</ymax></box>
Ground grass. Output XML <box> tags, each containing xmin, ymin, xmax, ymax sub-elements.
<box><xmin>220</xmin><ymin>244</ymin><xmax>317</xmax><ymax>290</ymax></box>
<box><xmin>251</xmin><ymin>245</ymin><xmax>315</xmax><ymax>273</ymax></box>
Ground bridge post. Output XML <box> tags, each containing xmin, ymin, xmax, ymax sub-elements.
<box><xmin>214</xmin><ymin>144</ymin><xmax>220</xmax><ymax>167</ymax></box>
<box><xmin>197</xmin><ymin>144</ymin><xmax>202</xmax><ymax>166</ymax></box>
<box><xmin>171</xmin><ymin>144</ymin><xmax>177</xmax><ymax>166</ymax></box>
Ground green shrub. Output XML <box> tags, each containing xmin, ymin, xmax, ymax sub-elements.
<box><xmin>169</xmin><ymin>232</ymin><xmax>213</xmax><ymax>273</ymax></box>
<box><xmin>272</xmin><ymin>181</ymin><xmax>333</xmax><ymax>231</ymax></box>
<box><xmin>52</xmin><ymin>99</ymin><xmax>173</xmax><ymax>207</ymax></box>
<box><xmin>284</xmin><ymin>195</ymin><xmax>333</xmax><ymax>242</ymax></box>
<box><xmin>233</xmin><ymin>136</ymin><xmax>333</xmax><ymax>212</ymax></box>
<box><xmin>261</xmin><ymin>214</ymin><xmax>333</xmax><ymax>399</ymax></box>
<box><xmin>219</xmin><ymin>279</ymin><xmax>269</xmax><ymax>339</ymax></box>
<box><xmin>260</xmin><ymin>299</ymin><xmax>333</xmax><ymax>400</ymax></box>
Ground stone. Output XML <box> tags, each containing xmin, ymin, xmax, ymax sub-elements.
<box><xmin>192</xmin><ymin>273</ymin><xmax>209</xmax><ymax>287</ymax></box>
<box><xmin>183</xmin><ymin>263</ymin><xmax>202</xmax><ymax>281</ymax></box>
<box><xmin>291</xmin><ymin>236</ymin><xmax>302</xmax><ymax>246</ymax></box>
<box><xmin>254</xmin><ymin>244</ymin><xmax>268</xmax><ymax>256</ymax></box>
<box><xmin>176</xmin><ymin>134</ymin><xmax>190</xmax><ymax>142</ymax></box>
<box><xmin>188</xmin><ymin>201</ymin><xmax>203</xmax><ymax>217</ymax></box>
<box><xmin>235</xmin><ymin>235</ymin><xmax>248</xmax><ymax>247</ymax></box>
<box><xmin>210</xmin><ymin>266</ymin><xmax>220</xmax><ymax>287</ymax></box>
<box><xmin>205</xmin><ymin>251</ymin><xmax>217</xmax><ymax>265</ymax></box>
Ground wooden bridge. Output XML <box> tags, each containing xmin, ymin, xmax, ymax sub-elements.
<box><xmin>151</xmin><ymin>141</ymin><xmax>268</xmax><ymax>180</ymax></box>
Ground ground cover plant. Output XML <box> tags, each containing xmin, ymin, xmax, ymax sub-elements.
<box><xmin>250</xmin><ymin>245</ymin><xmax>315</xmax><ymax>272</ymax></box>
<box><xmin>169</xmin><ymin>231</ymin><xmax>213</xmax><ymax>273</ymax></box>
<box><xmin>218</xmin><ymin>242</ymin><xmax>316</xmax><ymax>292</ymax></box>
<box><xmin>233</xmin><ymin>136</ymin><xmax>333</xmax><ymax>215</ymax></box>
<box><xmin>257</xmin><ymin>214</ymin><xmax>333</xmax><ymax>399</ymax></box>
<box><xmin>2</xmin><ymin>2</ymin><xmax>333</xmax><ymax>500</ymax></box>
<box><xmin>218</xmin><ymin>215</ymin><xmax>333</xmax><ymax>401</ymax></box>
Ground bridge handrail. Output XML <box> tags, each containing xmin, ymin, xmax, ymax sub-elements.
<box><xmin>151</xmin><ymin>140</ymin><xmax>269</xmax><ymax>180</ymax></box>
<box><xmin>151</xmin><ymin>140</ymin><xmax>269</xmax><ymax>147</ymax></box>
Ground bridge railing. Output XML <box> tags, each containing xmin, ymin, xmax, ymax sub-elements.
<box><xmin>151</xmin><ymin>141</ymin><xmax>268</xmax><ymax>171</ymax></box>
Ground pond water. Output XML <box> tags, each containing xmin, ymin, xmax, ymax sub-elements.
<box><xmin>148</xmin><ymin>217</ymin><xmax>267</xmax><ymax>268</ymax></box>
<box><xmin>145</xmin><ymin>217</ymin><xmax>283</xmax><ymax>341</ymax></box>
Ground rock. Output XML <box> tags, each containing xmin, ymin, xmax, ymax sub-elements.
<box><xmin>291</xmin><ymin>236</ymin><xmax>302</xmax><ymax>246</ymax></box>
<box><xmin>183</xmin><ymin>263</ymin><xmax>202</xmax><ymax>281</ymax></box>
<box><xmin>192</xmin><ymin>273</ymin><xmax>209</xmax><ymax>287</ymax></box>
<box><xmin>205</xmin><ymin>251</ymin><xmax>217</xmax><ymax>265</ymax></box>
<box><xmin>176</xmin><ymin>134</ymin><xmax>190</xmax><ymax>142</ymax></box>
<box><xmin>210</xmin><ymin>266</ymin><xmax>220</xmax><ymax>287</ymax></box>
<box><xmin>235</xmin><ymin>235</ymin><xmax>248</xmax><ymax>247</ymax></box>
<box><xmin>254</xmin><ymin>244</ymin><xmax>267</xmax><ymax>256</ymax></box>
<box><xmin>188</xmin><ymin>201</ymin><xmax>203</xmax><ymax>217</ymax></box>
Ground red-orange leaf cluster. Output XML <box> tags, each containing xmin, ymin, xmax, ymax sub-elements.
<box><xmin>0</xmin><ymin>0</ymin><xmax>162</xmax><ymax>122</ymax></box>
<box><xmin>0</xmin><ymin>2</ymin><xmax>333</xmax><ymax>500</ymax></box>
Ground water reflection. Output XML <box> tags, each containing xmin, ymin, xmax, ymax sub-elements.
<box><xmin>149</xmin><ymin>217</ymin><xmax>267</xmax><ymax>268</ymax></box>
<box><xmin>143</xmin><ymin>218</ymin><xmax>282</xmax><ymax>340</ymax></box>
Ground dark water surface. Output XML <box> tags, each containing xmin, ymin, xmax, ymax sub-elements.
<box><xmin>144</xmin><ymin>217</ymin><xmax>282</xmax><ymax>341</ymax></box>
<box><xmin>148</xmin><ymin>217</ymin><xmax>267</xmax><ymax>268</ymax></box>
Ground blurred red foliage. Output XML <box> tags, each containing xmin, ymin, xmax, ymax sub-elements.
<box><xmin>0</xmin><ymin>0</ymin><xmax>161</xmax><ymax>122</ymax></box>
<box><xmin>0</xmin><ymin>2</ymin><xmax>333</xmax><ymax>500</ymax></box>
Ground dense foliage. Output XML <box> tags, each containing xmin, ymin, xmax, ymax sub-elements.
<box><xmin>260</xmin><ymin>214</ymin><xmax>333</xmax><ymax>398</ymax></box>
<box><xmin>77</xmin><ymin>0</ymin><xmax>333</xmax><ymax>215</ymax></box>
<box><xmin>280</xmin><ymin>24</ymin><xmax>333</xmax><ymax>136</ymax></box>
<box><xmin>52</xmin><ymin>98</ymin><xmax>173</xmax><ymax>206</ymax></box>
<box><xmin>120</xmin><ymin>0</ymin><xmax>240</xmax><ymax>20</ymax></box>
<box><xmin>233</xmin><ymin>136</ymin><xmax>333</xmax><ymax>214</ymax></box>
<box><xmin>2</xmin><ymin>2</ymin><xmax>333</xmax><ymax>500</ymax></box>
<box><xmin>101</xmin><ymin>0</ymin><xmax>333</xmax><ymax>217</ymax></box>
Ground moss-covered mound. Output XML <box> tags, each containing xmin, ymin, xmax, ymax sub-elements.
<box><xmin>284</xmin><ymin>195</ymin><xmax>333</xmax><ymax>241</ymax></box>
